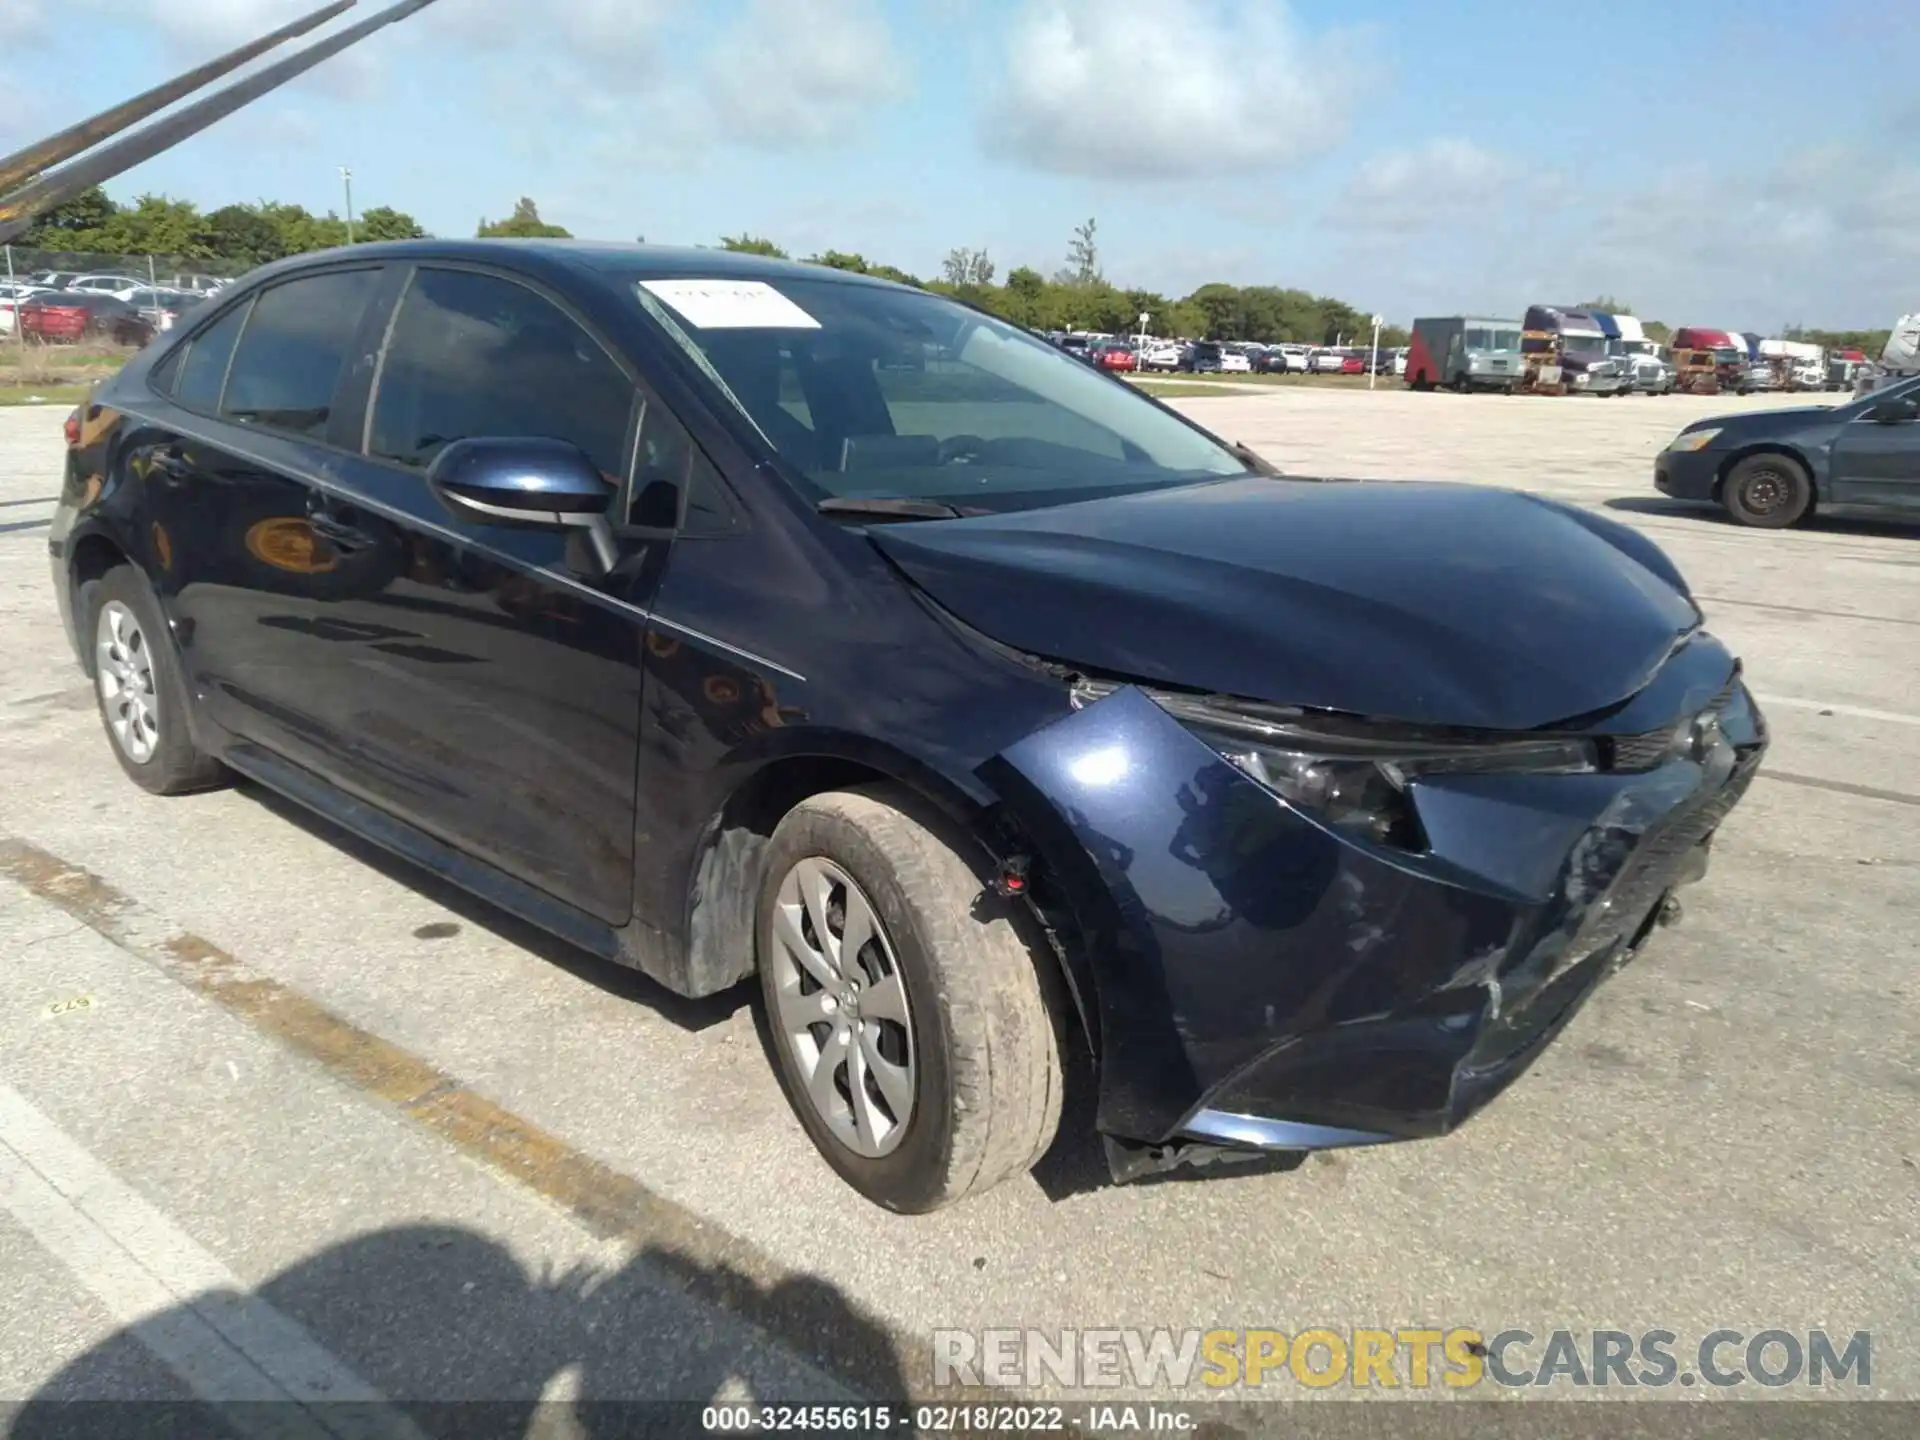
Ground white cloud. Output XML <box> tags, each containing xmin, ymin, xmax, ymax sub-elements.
<box><xmin>982</xmin><ymin>0</ymin><xmax>1364</xmax><ymax>179</ymax></box>
<box><xmin>0</xmin><ymin>2</ymin><xmax>47</xmax><ymax>44</ymax></box>
<box><xmin>1320</xmin><ymin>133</ymin><xmax>1919</xmax><ymax>329</ymax></box>
<box><xmin>1345</xmin><ymin>138</ymin><xmax>1527</xmax><ymax>222</ymax></box>
<box><xmin>702</xmin><ymin>0</ymin><xmax>909</xmax><ymax>149</ymax></box>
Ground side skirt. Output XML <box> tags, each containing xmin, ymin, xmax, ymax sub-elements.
<box><xmin>221</xmin><ymin>739</ymin><xmax>627</xmax><ymax>966</ymax></box>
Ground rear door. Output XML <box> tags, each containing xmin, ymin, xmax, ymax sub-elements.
<box><xmin>1830</xmin><ymin>379</ymin><xmax>1920</xmax><ymax>512</ymax></box>
<box><xmin>307</xmin><ymin>262</ymin><xmax>669</xmax><ymax>923</ymax></box>
<box><xmin>143</xmin><ymin>264</ymin><xmax>391</xmax><ymax>768</ymax></box>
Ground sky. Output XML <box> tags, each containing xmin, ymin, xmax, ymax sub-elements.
<box><xmin>2</xmin><ymin>0</ymin><xmax>1915</xmax><ymax>330</ymax></box>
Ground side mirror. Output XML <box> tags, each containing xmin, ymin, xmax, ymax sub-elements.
<box><xmin>427</xmin><ymin>436</ymin><xmax>619</xmax><ymax>572</ymax></box>
<box><xmin>1869</xmin><ymin>397</ymin><xmax>1919</xmax><ymax>424</ymax></box>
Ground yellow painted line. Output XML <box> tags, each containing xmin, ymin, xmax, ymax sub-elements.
<box><xmin>0</xmin><ymin>835</ymin><xmax>983</xmax><ymax>1414</ymax></box>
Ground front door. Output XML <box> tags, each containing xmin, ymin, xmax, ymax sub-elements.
<box><xmin>299</xmin><ymin>263</ymin><xmax>667</xmax><ymax>924</ymax></box>
<box><xmin>1830</xmin><ymin>383</ymin><xmax>1920</xmax><ymax>513</ymax></box>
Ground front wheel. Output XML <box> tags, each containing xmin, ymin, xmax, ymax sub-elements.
<box><xmin>756</xmin><ymin>786</ymin><xmax>1063</xmax><ymax>1212</ymax></box>
<box><xmin>1721</xmin><ymin>454</ymin><xmax>1813</xmax><ymax>529</ymax></box>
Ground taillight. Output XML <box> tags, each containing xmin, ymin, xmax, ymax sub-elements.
<box><xmin>63</xmin><ymin>410</ymin><xmax>82</xmax><ymax>447</ymax></box>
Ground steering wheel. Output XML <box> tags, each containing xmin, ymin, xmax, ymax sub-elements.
<box><xmin>936</xmin><ymin>434</ymin><xmax>989</xmax><ymax>466</ymax></box>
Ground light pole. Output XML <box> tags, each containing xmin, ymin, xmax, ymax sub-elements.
<box><xmin>1368</xmin><ymin>314</ymin><xmax>1384</xmax><ymax>391</ymax></box>
<box><xmin>340</xmin><ymin>165</ymin><xmax>355</xmax><ymax>244</ymax></box>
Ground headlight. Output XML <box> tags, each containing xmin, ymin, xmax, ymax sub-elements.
<box><xmin>1070</xmin><ymin>679</ymin><xmax>1596</xmax><ymax>850</ymax></box>
<box><xmin>1667</xmin><ymin>427</ymin><xmax>1721</xmax><ymax>452</ymax></box>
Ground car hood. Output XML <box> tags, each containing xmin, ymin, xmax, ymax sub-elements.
<box><xmin>1691</xmin><ymin>404</ymin><xmax>1835</xmax><ymax>437</ymax></box>
<box><xmin>872</xmin><ymin>477</ymin><xmax>1702</xmax><ymax>731</ymax></box>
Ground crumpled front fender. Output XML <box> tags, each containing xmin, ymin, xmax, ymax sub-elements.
<box><xmin>979</xmin><ymin>683</ymin><xmax>1762</xmax><ymax>1147</ymax></box>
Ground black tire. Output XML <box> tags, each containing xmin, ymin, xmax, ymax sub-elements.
<box><xmin>1721</xmin><ymin>454</ymin><xmax>1813</xmax><ymax>529</ymax></box>
<box><xmin>81</xmin><ymin>566</ymin><xmax>228</xmax><ymax>795</ymax></box>
<box><xmin>756</xmin><ymin>784</ymin><xmax>1063</xmax><ymax>1213</ymax></box>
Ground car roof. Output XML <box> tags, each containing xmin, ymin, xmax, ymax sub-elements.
<box><xmin>245</xmin><ymin>239</ymin><xmax>912</xmax><ymax>294</ymax></box>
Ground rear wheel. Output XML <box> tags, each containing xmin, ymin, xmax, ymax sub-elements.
<box><xmin>1721</xmin><ymin>454</ymin><xmax>1813</xmax><ymax>529</ymax></box>
<box><xmin>83</xmin><ymin>566</ymin><xmax>227</xmax><ymax>795</ymax></box>
<box><xmin>756</xmin><ymin>785</ymin><xmax>1063</xmax><ymax>1212</ymax></box>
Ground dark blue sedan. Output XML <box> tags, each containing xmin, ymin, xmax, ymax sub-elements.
<box><xmin>49</xmin><ymin>241</ymin><xmax>1766</xmax><ymax>1210</ymax></box>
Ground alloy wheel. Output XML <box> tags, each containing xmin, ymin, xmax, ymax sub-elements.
<box><xmin>768</xmin><ymin>856</ymin><xmax>916</xmax><ymax>1158</ymax></box>
<box><xmin>95</xmin><ymin>600</ymin><xmax>159</xmax><ymax>763</ymax></box>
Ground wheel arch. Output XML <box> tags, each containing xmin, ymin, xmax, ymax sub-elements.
<box><xmin>679</xmin><ymin>736</ymin><xmax>1098</xmax><ymax>1055</ymax></box>
<box><xmin>65</xmin><ymin>529</ymin><xmax>134</xmax><ymax>676</ymax></box>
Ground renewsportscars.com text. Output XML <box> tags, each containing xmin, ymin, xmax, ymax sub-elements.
<box><xmin>932</xmin><ymin>1327</ymin><xmax>1872</xmax><ymax>1391</ymax></box>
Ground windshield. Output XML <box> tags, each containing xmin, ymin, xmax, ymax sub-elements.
<box><xmin>628</xmin><ymin>274</ymin><xmax>1246</xmax><ymax>511</ymax></box>
<box><xmin>1464</xmin><ymin>327</ymin><xmax>1521</xmax><ymax>350</ymax></box>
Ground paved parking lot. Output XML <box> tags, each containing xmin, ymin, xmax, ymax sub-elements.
<box><xmin>1</xmin><ymin>391</ymin><xmax>1914</xmax><ymax>1431</ymax></box>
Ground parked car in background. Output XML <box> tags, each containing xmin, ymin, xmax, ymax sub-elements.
<box><xmin>1256</xmin><ymin>344</ymin><xmax>1309</xmax><ymax>374</ymax></box>
<box><xmin>1092</xmin><ymin>341</ymin><xmax>1138</xmax><ymax>373</ymax></box>
<box><xmin>1137</xmin><ymin>339</ymin><xmax>1182</xmax><ymax>372</ymax></box>
<box><xmin>1655</xmin><ymin>372</ymin><xmax>1920</xmax><ymax>527</ymax></box>
<box><xmin>1187</xmin><ymin>342</ymin><xmax>1251</xmax><ymax>375</ymax></box>
<box><xmin>65</xmin><ymin>274</ymin><xmax>148</xmax><ymax>300</ymax></box>
<box><xmin>0</xmin><ymin>281</ymin><xmax>49</xmax><ymax>335</ymax></box>
<box><xmin>1339</xmin><ymin>351</ymin><xmax>1365</xmax><ymax>375</ymax></box>
<box><xmin>25</xmin><ymin>271</ymin><xmax>85</xmax><ymax>290</ymax></box>
<box><xmin>51</xmin><ymin>238</ymin><xmax>1769</xmax><ymax>1210</ymax></box>
<box><xmin>1308</xmin><ymin>349</ymin><xmax>1346</xmax><ymax>374</ymax></box>
<box><xmin>122</xmin><ymin>287</ymin><xmax>201</xmax><ymax>333</ymax></box>
<box><xmin>18</xmin><ymin>291</ymin><xmax>155</xmax><ymax>346</ymax></box>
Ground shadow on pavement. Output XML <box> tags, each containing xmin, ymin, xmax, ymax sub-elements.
<box><xmin>1604</xmin><ymin>495</ymin><xmax>1920</xmax><ymax>539</ymax></box>
<box><xmin>238</xmin><ymin>780</ymin><xmax>750</xmax><ymax>1033</ymax></box>
<box><xmin>10</xmin><ymin>1225</ymin><xmax>911</xmax><ymax>1439</ymax></box>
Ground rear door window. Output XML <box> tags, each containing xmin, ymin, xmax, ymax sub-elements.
<box><xmin>368</xmin><ymin>266</ymin><xmax>636</xmax><ymax>483</ymax></box>
<box><xmin>220</xmin><ymin>268</ymin><xmax>381</xmax><ymax>440</ymax></box>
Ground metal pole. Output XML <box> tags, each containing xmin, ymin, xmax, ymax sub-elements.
<box><xmin>147</xmin><ymin>253</ymin><xmax>160</xmax><ymax>330</ymax></box>
<box><xmin>341</xmin><ymin>166</ymin><xmax>354</xmax><ymax>243</ymax></box>
<box><xmin>1369</xmin><ymin>315</ymin><xmax>1382</xmax><ymax>391</ymax></box>
<box><xmin>5</xmin><ymin>243</ymin><xmax>18</xmax><ymax>348</ymax></box>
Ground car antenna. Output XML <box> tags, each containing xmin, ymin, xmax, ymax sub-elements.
<box><xmin>0</xmin><ymin>1</ymin><xmax>443</xmax><ymax>245</ymax></box>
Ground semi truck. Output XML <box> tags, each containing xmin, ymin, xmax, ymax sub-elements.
<box><xmin>1593</xmin><ymin>312</ymin><xmax>1675</xmax><ymax>395</ymax></box>
<box><xmin>1519</xmin><ymin>305</ymin><xmax>1629</xmax><ymax>396</ymax></box>
<box><xmin>1669</xmin><ymin>327</ymin><xmax>1753</xmax><ymax>396</ymax></box>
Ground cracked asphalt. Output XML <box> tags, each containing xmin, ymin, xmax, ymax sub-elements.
<box><xmin>0</xmin><ymin>389</ymin><xmax>1914</xmax><ymax>1435</ymax></box>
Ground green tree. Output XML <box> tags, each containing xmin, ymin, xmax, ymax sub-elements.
<box><xmin>720</xmin><ymin>233</ymin><xmax>788</xmax><ymax>257</ymax></box>
<box><xmin>19</xmin><ymin>185</ymin><xmax>118</xmax><ymax>245</ymax></box>
<box><xmin>203</xmin><ymin>203</ymin><xmax>285</xmax><ymax>264</ymax></box>
<box><xmin>806</xmin><ymin>250</ymin><xmax>872</xmax><ymax>273</ymax></box>
<box><xmin>1581</xmin><ymin>295</ymin><xmax>1632</xmax><ymax>315</ymax></box>
<box><xmin>1189</xmin><ymin>283</ymin><xmax>1240</xmax><ymax>339</ymax></box>
<box><xmin>941</xmin><ymin>247</ymin><xmax>995</xmax><ymax>287</ymax></box>
<box><xmin>1061</xmin><ymin>217</ymin><xmax>1100</xmax><ymax>286</ymax></box>
<box><xmin>355</xmin><ymin>206</ymin><xmax>428</xmax><ymax>242</ymax></box>
<box><xmin>477</xmin><ymin>198</ymin><xmax>571</xmax><ymax>238</ymax></box>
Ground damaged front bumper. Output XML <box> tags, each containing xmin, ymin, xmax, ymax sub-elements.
<box><xmin>981</xmin><ymin>657</ymin><xmax>1766</xmax><ymax>1183</ymax></box>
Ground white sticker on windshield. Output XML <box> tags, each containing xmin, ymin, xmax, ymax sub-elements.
<box><xmin>638</xmin><ymin>279</ymin><xmax>820</xmax><ymax>330</ymax></box>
